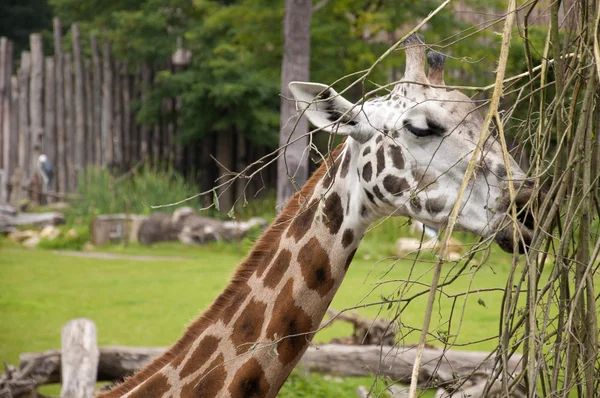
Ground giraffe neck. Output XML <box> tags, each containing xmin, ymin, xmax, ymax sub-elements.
<box><xmin>101</xmin><ymin>141</ymin><xmax>372</xmax><ymax>398</ymax></box>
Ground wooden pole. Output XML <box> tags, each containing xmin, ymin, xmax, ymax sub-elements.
<box><xmin>1</xmin><ymin>39</ymin><xmax>14</xmax><ymax>188</ymax></box>
<box><xmin>139</xmin><ymin>64</ymin><xmax>150</xmax><ymax>160</ymax></box>
<box><xmin>60</xmin><ymin>319</ymin><xmax>99</xmax><ymax>398</ymax></box>
<box><xmin>9</xmin><ymin>75</ymin><xmax>18</xmax><ymax>194</ymax></box>
<box><xmin>121</xmin><ymin>64</ymin><xmax>131</xmax><ymax>167</ymax></box>
<box><xmin>113</xmin><ymin>62</ymin><xmax>122</xmax><ymax>167</ymax></box>
<box><xmin>102</xmin><ymin>40</ymin><xmax>113</xmax><ymax>167</ymax></box>
<box><xmin>0</xmin><ymin>37</ymin><xmax>7</xmax><ymax>171</ymax></box>
<box><xmin>84</xmin><ymin>59</ymin><xmax>94</xmax><ymax>167</ymax></box>
<box><xmin>72</xmin><ymin>24</ymin><xmax>86</xmax><ymax>178</ymax></box>
<box><xmin>17</xmin><ymin>52</ymin><xmax>30</xmax><ymax>188</ymax></box>
<box><xmin>44</xmin><ymin>56</ymin><xmax>57</xmax><ymax>195</ymax></box>
<box><xmin>90</xmin><ymin>36</ymin><xmax>102</xmax><ymax>166</ymax></box>
<box><xmin>63</xmin><ymin>52</ymin><xmax>76</xmax><ymax>192</ymax></box>
<box><xmin>29</xmin><ymin>34</ymin><xmax>44</xmax><ymax>191</ymax></box>
<box><xmin>54</xmin><ymin>18</ymin><xmax>67</xmax><ymax>194</ymax></box>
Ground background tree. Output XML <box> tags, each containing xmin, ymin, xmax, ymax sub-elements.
<box><xmin>276</xmin><ymin>0</ymin><xmax>312</xmax><ymax>209</ymax></box>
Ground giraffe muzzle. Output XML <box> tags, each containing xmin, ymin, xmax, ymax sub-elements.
<box><xmin>493</xmin><ymin>180</ymin><xmax>544</xmax><ymax>254</ymax></box>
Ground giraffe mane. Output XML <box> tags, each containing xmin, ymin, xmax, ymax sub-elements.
<box><xmin>98</xmin><ymin>142</ymin><xmax>345</xmax><ymax>398</ymax></box>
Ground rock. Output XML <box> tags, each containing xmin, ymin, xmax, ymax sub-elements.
<box><xmin>83</xmin><ymin>242</ymin><xmax>95</xmax><ymax>251</ymax></box>
<box><xmin>9</xmin><ymin>230</ymin><xmax>37</xmax><ymax>243</ymax></box>
<box><xmin>40</xmin><ymin>225</ymin><xmax>61</xmax><ymax>241</ymax></box>
<box><xmin>66</xmin><ymin>229</ymin><xmax>79</xmax><ymax>239</ymax></box>
<box><xmin>395</xmin><ymin>236</ymin><xmax>464</xmax><ymax>260</ymax></box>
<box><xmin>0</xmin><ymin>204</ymin><xmax>17</xmax><ymax>217</ymax></box>
<box><xmin>22</xmin><ymin>235</ymin><xmax>41</xmax><ymax>248</ymax></box>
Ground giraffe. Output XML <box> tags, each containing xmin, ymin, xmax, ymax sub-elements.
<box><xmin>99</xmin><ymin>35</ymin><xmax>537</xmax><ymax>398</ymax></box>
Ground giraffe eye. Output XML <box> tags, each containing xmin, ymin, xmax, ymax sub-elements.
<box><xmin>405</xmin><ymin>120</ymin><xmax>445</xmax><ymax>137</ymax></box>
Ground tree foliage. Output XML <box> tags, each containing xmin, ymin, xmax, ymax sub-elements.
<box><xmin>44</xmin><ymin>0</ymin><xmax>506</xmax><ymax>148</ymax></box>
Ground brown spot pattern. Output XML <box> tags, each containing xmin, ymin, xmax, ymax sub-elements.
<box><xmin>495</xmin><ymin>164</ymin><xmax>507</xmax><ymax>178</ymax></box>
<box><xmin>345</xmin><ymin>248</ymin><xmax>357</xmax><ymax>270</ymax></box>
<box><xmin>364</xmin><ymin>189</ymin><xmax>376</xmax><ymax>204</ymax></box>
<box><xmin>181</xmin><ymin>354</ymin><xmax>226</xmax><ymax>398</ymax></box>
<box><xmin>362</xmin><ymin>162</ymin><xmax>373</xmax><ymax>182</ymax></box>
<box><xmin>266</xmin><ymin>280</ymin><xmax>313</xmax><ymax>366</ymax></box>
<box><xmin>179</xmin><ymin>335</ymin><xmax>221</xmax><ymax>378</ymax></box>
<box><xmin>231</xmin><ymin>299</ymin><xmax>267</xmax><ymax>354</ymax></box>
<box><xmin>342</xmin><ymin>229</ymin><xmax>354</xmax><ymax>248</ymax></box>
<box><xmin>363</xmin><ymin>146</ymin><xmax>371</xmax><ymax>156</ymax></box>
<box><xmin>425</xmin><ymin>196</ymin><xmax>448</xmax><ymax>214</ymax></box>
<box><xmin>323</xmin><ymin>193</ymin><xmax>344</xmax><ymax>235</ymax></box>
<box><xmin>298</xmin><ymin>237</ymin><xmax>335</xmax><ymax>297</ymax></box>
<box><xmin>389</xmin><ymin>145</ymin><xmax>404</xmax><ymax>169</ymax></box>
<box><xmin>263</xmin><ymin>249</ymin><xmax>292</xmax><ymax>289</ymax></box>
<box><xmin>219</xmin><ymin>283</ymin><xmax>252</xmax><ymax>325</ymax></box>
<box><xmin>376</xmin><ymin>146</ymin><xmax>386</xmax><ymax>175</ymax></box>
<box><xmin>286</xmin><ymin>198</ymin><xmax>318</xmax><ymax>242</ymax></box>
<box><xmin>372</xmin><ymin>185</ymin><xmax>390</xmax><ymax>204</ymax></box>
<box><xmin>129</xmin><ymin>373</ymin><xmax>170</xmax><ymax>398</ymax></box>
<box><xmin>229</xmin><ymin>357</ymin><xmax>271</xmax><ymax>398</ymax></box>
<box><xmin>340</xmin><ymin>148</ymin><xmax>351</xmax><ymax>178</ymax></box>
<box><xmin>255</xmin><ymin>233</ymin><xmax>282</xmax><ymax>277</ymax></box>
<box><xmin>376</xmin><ymin>135</ymin><xmax>383</xmax><ymax>144</ymax></box>
<box><xmin>383</xmin><ymin>175</ymin><xmax>409</xmax><ymax>196</ymax></box>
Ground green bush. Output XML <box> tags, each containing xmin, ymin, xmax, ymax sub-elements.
<box><xmin>72</xmin><ymin>165</ymin><xmax>203</xmax><ymax>220</ymax></box>
<box><xmin>37</xmin><ymin>224</ymin><xmax>90</xmax><ymax>251</ymax></box>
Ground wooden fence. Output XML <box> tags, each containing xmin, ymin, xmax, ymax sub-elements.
<box><xmin>0</xmin><ymin>18</ymin><xmax>274</xmax><ymax>207</ymax></box>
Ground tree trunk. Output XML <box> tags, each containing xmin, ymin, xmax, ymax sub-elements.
<box><xmin>44</xmin><ymin>56</ymin><xmax>57</xmax><ymax>195</ymax></box>
<box><xmin>72</xmin><ymin>24</ymin><xmax>86</xmax><ymax>178</ymax></box>
<box><xmin>60</xmin><ymin>319</ymin><xmax>99</xmax><ymax>398</ymax></box>
<box><xmin>54</xmin><ymin>18</ymin><xmax>67</xmax><ymax>193</ymax></box>
<box><xmin>63</xmin><ymin>52</ymin><xmax>76</xmax><ymax>192</ymax></box>
<box><xmin>17</xmin><ymin>52</ymin><xmax>30</xmax><ymax>188</ymax></box>
<box><xmin>276</xmin><ymin>0</ymin><xmax>312</xmax><ymax>209</ymax></box>
<box><xmin>90</xmin><ymin>36</ymin><xmax>102</xmax><ymax>166</ymax></box>
<box><xmin>102</xmin><ymin>41</ymin><xmax>114</xmax><ymax>167</ymax></box>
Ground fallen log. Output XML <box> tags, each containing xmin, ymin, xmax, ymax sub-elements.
<box><xmin>17</xmin><ymin>344</ymin><xmax>522</xmax><ymax>390</ymax></box>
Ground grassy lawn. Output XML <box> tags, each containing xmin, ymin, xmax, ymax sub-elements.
<box><xmin>1</xmin><ymin>235</ymin><xmax>526</xmax><ymax>396</ymax></box>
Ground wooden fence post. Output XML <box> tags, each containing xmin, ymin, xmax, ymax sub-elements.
<box><xmin>140</xmin><ymin>64</ymin><xmax>151</xmax><ymax>160</ymax></box>
<box><xmin>113</xmin><ymin>61</ymin><xmax>122</xmax><ymax>167</ymax></box>
<box><xmin>0</xmin><ymin>37</ymin><xmax>7</xmax><ymax>173</ymax></box>
<box><xmin>44</xmin><ymin>56</ymin><xmax>57</xmax><ymax>195</ymax></box>
<box><xmin>29</xmin><ymin>34</ymin><xmax>44</xmax><ymax>189</ymax></box>
<box><xmin>84</xmin><ymin>59</ymin><xmax>94</xmax><ymax>167</ymax></box>
<box><xmin>90</xmin><ymin>36</ymin><xmax>102</xmax><ymax>166</ymax></box>
<box><xmin>60</xmin><ymin>318</ymin><xmax>99</xmax><ymax>398</ymax></box>
<box><xmin>1</xmin><ymin>38</ymin><xmax>14</xmax><ymax>199</ymax></box>
<box><xmin>72</xmin><ymin>24</ymin><xmax>86</xmax><ymax>178</ymax></box>
<box><xmin>17</xmin><ymin>52</ymin><xmax>30</xmax><ymax>190</ymax></box>
<box><xmin>64</xmin><ymin>52</ymin><xmax>76</xmax><ymax>192</ymax></box>
<box><xmin>122</xmin><ymin>64</ymin><xmax>131</xmax><ymax>167</ymax></box>
<box><xmin>54</xmin><ymin>18</ymin><xmax>67</xmax><ymax>194</ymax></box>
<box><xmin>9</xmin><ymin>75</ymin><xmax>18</xmax><ymax>196</ymax></box>
<box><xmin>102</xmin><ymin>40</ymin><xmax>113</xmax><ymax>167</ymax></box>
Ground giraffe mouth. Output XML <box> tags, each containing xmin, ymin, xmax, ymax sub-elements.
<box><xmin>493</xmin><ymin>181</ymin><xmax>542</xmax><ymax>254</ymax></box>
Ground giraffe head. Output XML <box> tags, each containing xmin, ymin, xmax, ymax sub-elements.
<box><xmin>290</xmin><ymin>34</ymin><xmax>536</xmax><ymax>253</ymax></box>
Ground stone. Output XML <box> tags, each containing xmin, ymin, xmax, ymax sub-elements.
<box><xmin>66</xmin><ymin>229</ymin><xmax>79</xmax><ymax>239</ymax></box>
<box><xmin>40</xmin><ymin>225</ymin><xmax>61</xmax><ymax>240</ymax></box>
<box><xmin>22</xmin><ymin>235</ymin><xmax>41</xmax><ymax>248</ymax></box>
<box><xmin>9</xmin><ymin>230</ymin><xmax>37</xmax><ymax>243</ymax></box>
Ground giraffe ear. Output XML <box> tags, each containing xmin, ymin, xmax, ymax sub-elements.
<box><xmin>289</xmin><ymin>82</ymin><xmax>370</xmax><ymax>141</ymax></box>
